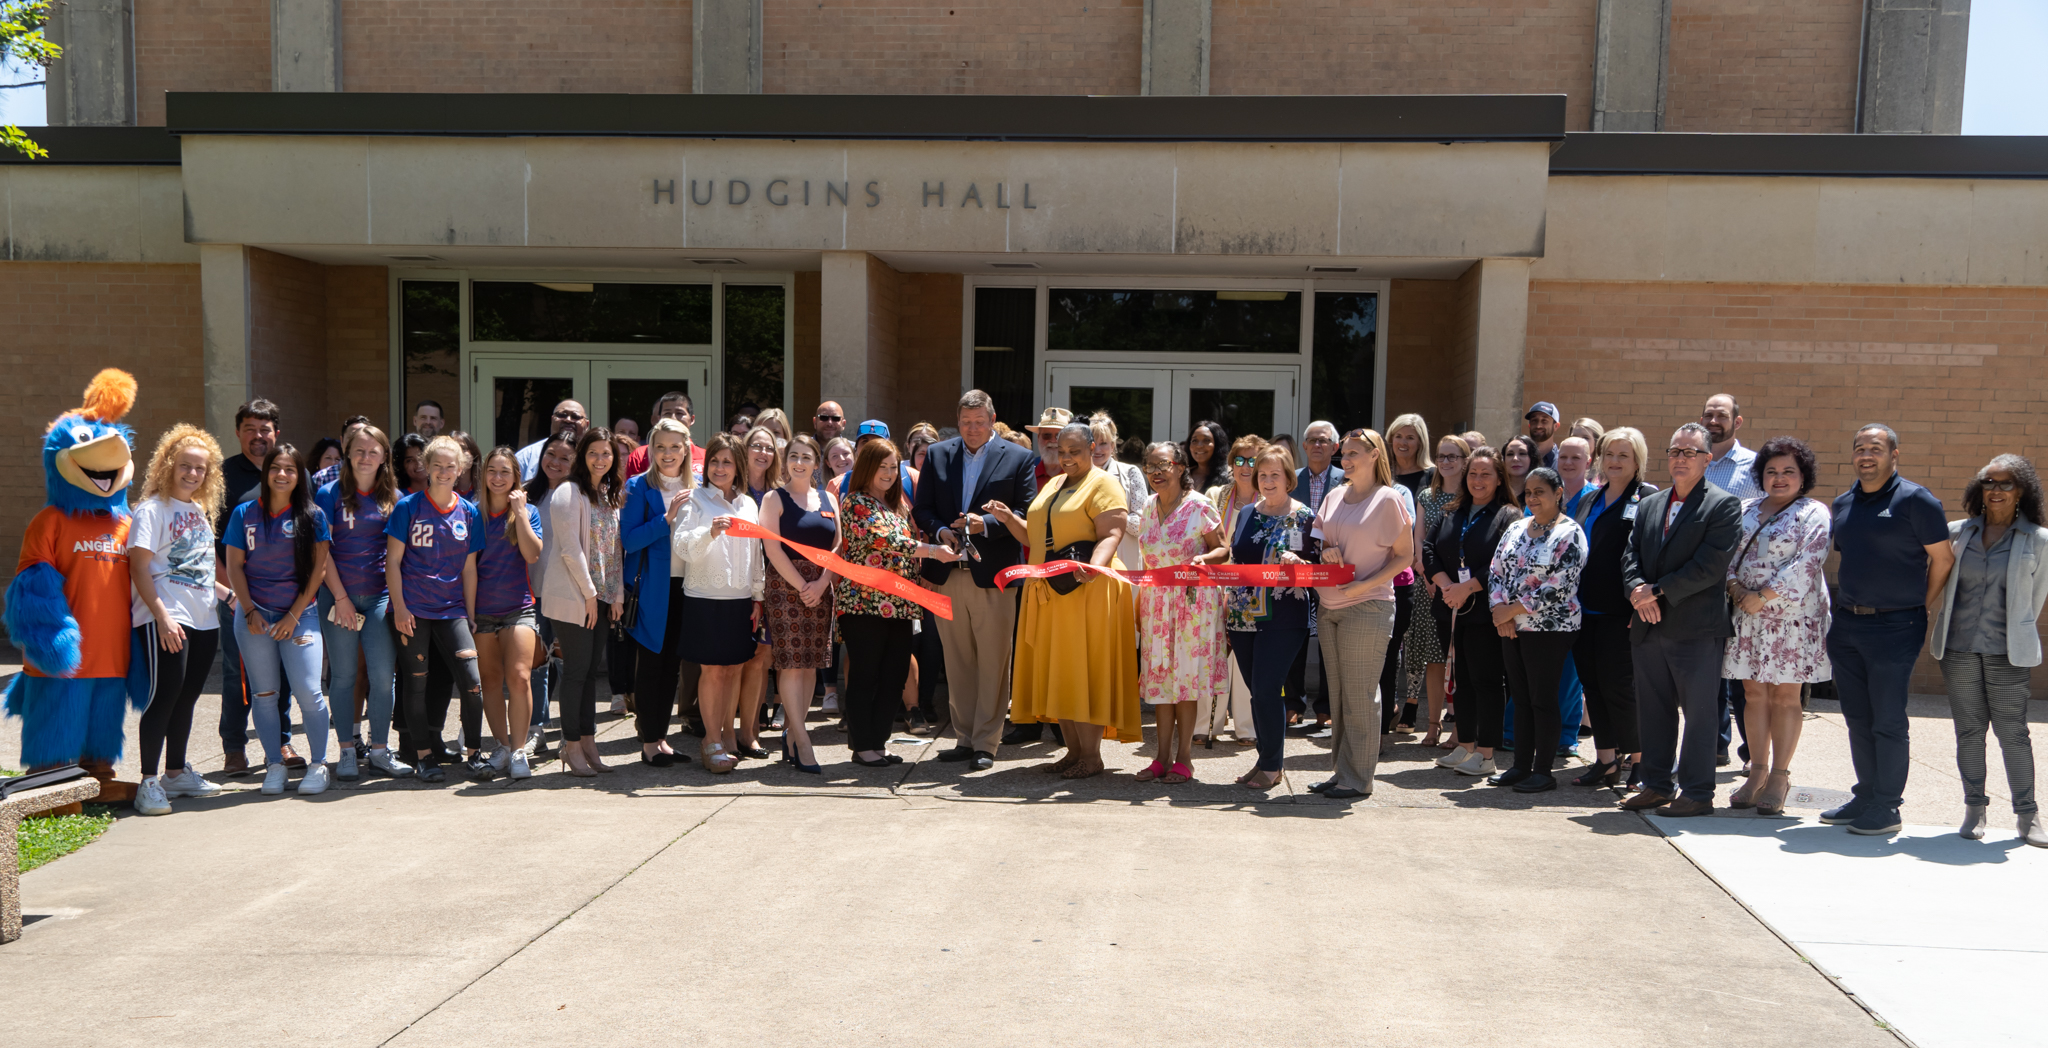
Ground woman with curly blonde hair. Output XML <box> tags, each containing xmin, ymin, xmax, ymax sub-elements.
<box><xmin>129</xmin><ymin>424</ymin><xmax>229</xmax><ymax>815</ymax></box>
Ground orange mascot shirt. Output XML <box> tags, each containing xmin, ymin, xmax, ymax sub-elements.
<box><xmin>19</xmin><ymin>506</ymin><xmax>133</xmax><ymax>679</ymax></box>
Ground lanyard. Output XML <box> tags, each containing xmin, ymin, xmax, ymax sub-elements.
<box><xmin>1456</xmin><ymin>506</ymin><xmax>1490</xmax><ymax>572</ymax></box>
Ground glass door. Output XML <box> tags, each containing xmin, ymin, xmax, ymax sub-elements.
<box><xmin>1047</xmin><ymin>365</ymin><xmax>1172</xmax><ymax>446</ymax></box>
<box><xmin>592</xmin><ymin>357</ymin><xmax>714</xmax><ymax>444</ymax></box>
<box><xmin>1173</xmin><ymin>366</ymin><xmax>1299</xmax><ymax>446</ymax></box>
<box><xmin>472</xmin><ymin>356</ymin><xmax>588</xmax><ymax>453</ymax></box>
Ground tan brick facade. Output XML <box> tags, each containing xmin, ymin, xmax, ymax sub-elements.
<box><xmin>763</xmin><ymin>0</ymin><xmax>1142</xmax><ymax>96</ymax></box>
<box><xmin>247</xmin><ymin>249</ymin><xmax>391</xmax><ymax>451</ymax></box>
<box><xmin>339</xmin><ymin>0</ymin><xmax>691</xmax><ymax>95</ymax></box>
<box><xmin>895</xmin><ymin>273</ymin><xmax>964</xmax><ymax>432</ymax></box>
<box><xmin>1384</xmin><ymin>278</ymin><xmax>1463</xmax><ymax>436</ymax></box>
<box><xmin>1664</xmin><ymin>0</ymin><xmax>1863</xmax><ymax>132</ymax></box>
<box><xmin>792</xmin><ymin>271</ymin><xmax>822</xmax><ymax>419</ymax></box>
<box><xmin>134</xmin><ymin>0</ymin><xmax>271</xmax><ymax>126</ymax></box>
<box><xmin>1210</xmin><ymin>0</ymin><xmax>1598</xmax><ymax>131</ymax></box>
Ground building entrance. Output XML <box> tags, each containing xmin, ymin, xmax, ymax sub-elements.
<box><xmin>1050</xmin><ymin>363</ymin><xmax>1298</xmax><ymax>459</ymax></box>
<box><xmin>472</xmin><ymin>355</ymin><xmax>713</xmax><ymax>452</ymax></box>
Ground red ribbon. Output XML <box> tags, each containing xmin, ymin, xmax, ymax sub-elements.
<box><xmin>995</xmin><ymin>560</ymin><xmax>1356</xmax><ymax>590</ymax></box>
<box><xmin>724</xmin><ymin>518</ymin><xmax>953</xmax><ymax>620</ymax></box>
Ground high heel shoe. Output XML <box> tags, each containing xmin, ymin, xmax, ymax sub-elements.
<box><xmin>1728</xmin><ymin>767</ymin><xmax>1767</xmax><ymax>809</ymax></box>
<box><xmin>783</xmin><ymin>738</ymin><xmax>821</xmax><ymax>775</ymax></box>
<box><xmin>701</xmin><ymin>741</ymin><xmax>738</xmax><ymax>775</ymax></box>
<box><xmin>1754</xmin><ymin>770</ymin><xmax>1792</xmax><ymax>816</ymax></box>
<box><xmin>1569</xmin><ymin>759</ymin><xmax>1620</xmax><ymax>788</ymax></box>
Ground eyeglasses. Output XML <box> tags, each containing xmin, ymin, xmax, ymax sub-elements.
<box><xmin>814</xmin><ymin>414</ymin><xmax>844</xmax><ymax>423</ymax></box>
<box><xmin>1984</xmin><ymin>480</ymin><xmax>2020</xmax><ymax>492</ymax></box>
<box><xmin>1666</xmin><ymin>447</ymin><xmax>1708</xmax><ymax>460</ymax></box>
<box><xmin>1437</xmin><ymin>451</ymin><xmax>1465</xmax><ymax>460</ymax></box>
<box><xmin>1142</xmin><ymin>464</ymin><xmax>1178</xmax><ymax>476</ymax></box>
<box><xmin>1305</xmin><ymin>436</ymin><xmax>1336</xmax><ymax>447</ymax></box>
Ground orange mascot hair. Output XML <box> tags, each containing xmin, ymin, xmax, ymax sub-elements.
<box><xmin>77</xmin><ymin>369</ymin><xmax>137</xmax><ymax>424</ymax></box>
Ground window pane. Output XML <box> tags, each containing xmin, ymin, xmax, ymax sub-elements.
<box><xmin>973</xmin><ymin>286</ymin><xmax>1037</xmax><ymax>427</ymax></box>
<box><xmin>1047</xmin><ymin>289</ymin><xmax>1300</xmax><ymax>354</ymax></box>
<box><xmin>402</xmin><ymin>280</ymin><xmax>461</xmax><ymax>434</ymax></box>
<box><xmin>472</xmin><ymin>281</ymin><xmax>713</xmax><ymax>344</ymax></box>
<box><xmin>1188</xmin><ymin>387</ymin><xmax>1275</xmax><ymax>444</ymax></box>
<box><xmin>723</xmin><ymin>284</ymin><xmax>786</xmax><ymax>428</ymax></box>
<box><xmin>1068</xmin><ymin>386</ymin><xmax>1153</xmax><ymax>463</ymax></box>
<box><xmin>489</xmin><ymin>376</ymin><xmax>574</xmax><ymax>451</ymax></box>
<box><xmin>1311</xmin><ymin>292</ymin><xmax>1379</xmax><ymax>432</ymax></box>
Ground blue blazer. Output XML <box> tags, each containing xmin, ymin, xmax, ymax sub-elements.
<box><xmin>1292</xmin><ymin>464</ymin><xmax>1343</xmax><ymax>514</ymax></box>
<box><xmin>910</xmin><ymin>435</ymin><xmax>1039</xmax><ymax>588</ymax></box>
<box><xmin>619</xmin><ymin>475</ymin><xmax>675</xmax><ymax>652</ymax></box>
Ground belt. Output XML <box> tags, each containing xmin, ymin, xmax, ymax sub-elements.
<box><xmin>1834</xmin><ymin>603</ymin><xmax>1918</xmax><ymax>616</ymax></box>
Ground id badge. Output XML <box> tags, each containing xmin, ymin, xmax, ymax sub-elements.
<box><xmin>1287</xmin><ymin>528</ymin><xmax>1304</xmax><ymax>552</ymax></box>
<box><xmin>1457</xmin><ymin>568</ymin><xmax>1472</xmax><ymax>584</ymax></box>
<box><xmin>1622</xmin><ymin>502</ymin><xmax>1638</xmax><ymax>522</ymax></box>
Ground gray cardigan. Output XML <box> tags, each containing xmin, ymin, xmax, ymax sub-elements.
<box><xmin>1930</xmin><ymin>517</ymin><xmax>2048</xmax><ymax>667</ymax></box>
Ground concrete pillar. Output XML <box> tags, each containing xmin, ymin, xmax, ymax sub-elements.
<box><xmin>1591</xmin><ymin>0</ymin><xmax>1669</xmax><ymax>131</ymax></box>
<box><xmin>818</xmin><ymin>252</ymin><xmax>900</xmax><ymax>427</ymax></box>
<box><xmin>1858</xmin><ymin>0</ymin><xmax>1970</xmax><ymax>134</ymax></box>
<box><xmin>693</xmin><ymin>0</ymin><xmax>762</xmax><ymax>94</ymax></box>
<box><xmin>201</xmin><ymin>245</ymin><xmax>253</xmax><ymax>445</ymax></box>
<box><xmin>272</xmin><ymin>0</ymin><xmax>342</xmax><ymax>92</ymax></box>
<box><xmin>1142</xmin><ymin>0</ymin><xmax>1210</xmax><ymax>96</ymax></box>
<box><xmin>1469</xmin><ymin>258</ymin><xmax>1533</xmax><ymax>446</ymax></box>
<box><xmin>43</xmin><ymin>0</ymin><xmax>135</xmax><ymax>127</ymax></box>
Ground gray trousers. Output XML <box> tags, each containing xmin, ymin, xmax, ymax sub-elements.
<box><xmin>1939</xmin><ymin>651</ymin><xmax>2037</xmax><ymax>814</ymax></box>
<box><xmin>1633</xmin><ymin>631</ymin><xmax>1726</xmax><ymax>803</ymax></box>
<box><xmin>935</xmin><ymin>572</ymin><xmax>1017</xmax><ymax>754</ymax></box>
<box><xmin>1320</xmin><ymin>599</ymin><xmax>1396</xmax><ymax>793</ymax></box>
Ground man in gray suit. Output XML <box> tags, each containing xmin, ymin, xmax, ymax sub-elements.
<box><xmin>1618</xmin><ymin>422</ymin><xmax>1743</xmax><ymax>817</ymax></box>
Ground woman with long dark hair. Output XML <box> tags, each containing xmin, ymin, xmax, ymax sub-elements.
<box><xmin>314</xmin><ymin>424</ymin><xmax>404</xmax><ymax>779</ymax></box>
<box><xmin>1184</xmin><ymin>419</ymin><xmax>1231</xmax><ymax>495</ymax></box>
<box><xmin>540</xmin><ymin>427</ymin><xmax>625</xmax><ymax>777</ymax></box>
<box><xmin>224</xmin><ymin>443</ymin><xmax>335</xmax><ymax>797</ymax></box>
<box><xmin>518</xmin><ymin>430</ymin><xmax>579</xmax><ymax>757</ymax></box>
<box><xmin>397</xmin><ymin>432</ymin><xmax>429</xmax><ymax>494</ymax></box>
<box><xmin>385</xmin><ymin>436</ymin><xmax>486</xmax><ymax>785</ymax></box>
<box><xmin>1423</xmin><ymin>444</ymin><xmax>1520</xmax><ymax>779</ymax></box>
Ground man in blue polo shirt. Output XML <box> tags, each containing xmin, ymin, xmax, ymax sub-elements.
<box><xmin>1823</xmin><ymin>423</ymin><xmax>1955</xmax><ymax>836</ymax></box>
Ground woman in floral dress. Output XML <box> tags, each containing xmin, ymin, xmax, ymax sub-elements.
<box><xmin>1722</xmin><ymin>436</ymin><xmax>1833</xmax><ymax>815</ymax></box>
<box><xmin>1132</xmin><ymin>441</ymin><xmax>1228</xmax><ymax>784</ymax></box>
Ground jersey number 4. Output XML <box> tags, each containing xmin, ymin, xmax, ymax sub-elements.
<box><xmin>410</xmin><ymin>522</ymin><xmax>435</xmax><ymax>548</ymax></box>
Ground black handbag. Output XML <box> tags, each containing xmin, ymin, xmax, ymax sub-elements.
<box><xmin>1042</xmin><ymin>484</ymin><xmax>1095</xmax><ymax>597</ymax></box>
<box><xmin>614</xmin><ymin>544</ymin><xmax>646</xmax><ymax>637</ymax></box>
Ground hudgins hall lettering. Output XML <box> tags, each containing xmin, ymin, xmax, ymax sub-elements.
<box><xmin>649</xmin><ymin>179</ymin><xmax>1039</xmax><ymax>209</ymax></box>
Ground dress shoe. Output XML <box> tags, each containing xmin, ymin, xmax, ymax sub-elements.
<box><xmin>281</xmin><ymin>745</ymin><xmax>308</xmax><ymax>769</ymax></box>
<box><xmin>1570</xmin><ymin>759</ymin><xmax>1620</xmax><ymax>788</ymax></box>
<box><xmin>1960</xmin><ymin>803</ymin><xmax>1989</xmax><ymax>840</ymax></box>
<box><xmin>970</xmin><ymin>751</ymin><xmax>995</xmax><ymax>771</ymax></box>
<box><xmin>1323</xmin><ymin>786</ymin><xmax>1368</xmax><ymax>800</ymax></box>
<box><xmin>936</xmin><ymin>745</ymin><xmax>975</xmax><ymax>763</ymax></box>
<box><xmin>223</xmin><ymin>749</ymin><xmax>252</xmax><ymax>776</ymax></box>
<box><xmin>1620</xmin><ymin>789</ymin><xmax>1674</xmax><ymax>811</ymax></box>
<box><xmin>1001</xmin><ymin>724</ymin><xmax>1044</xmax><ymax>745</ymax></box>
<box><xmin>1307</xmin><ymin>778</ymin><xmax>1337</xmax><ymax>793</ymax></box>
<box><xmin>640</xmin><ymin>750</ymin><xmax>675</xmax><ymax>768</ymax></box>
<box><xmin>1819</xmin><ymin>801</ymin><xmax>1867</xmax><ymax>825</ymax></box>
<box><xmin>1657</xmin><ymin>797</ymin><xmax>1714</xmax><ymax>818</ymax></box>
<box><xmin>1847</xmin><ymin>808</ymin><xmax>1902</xmax><ymax>836</ymax></box>
<box><xmin>1513</xmin><ymin>773</ymin><xmax>1558</xmax><ymax>794</ymax></box>
<box><xmin>735</xmin><ymin>743</ymin><xmax>772</xmax><ymax>760</ymax></box>
<box><xmin>1487</xmin><ymin>767</ymin><xmax>1532</xmax><ymax>788</ymax></box>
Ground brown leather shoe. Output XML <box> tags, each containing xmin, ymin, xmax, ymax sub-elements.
<box><xmin>1619</xmin><ymin>789</ymin><xmax>1673</xmax><ymax>811</ymax></box>
<box><xmin>281</xmin><ymin>744</ymin><xmax>308</xmax><ymax>769</ymax></box>
<box><xmin>223</xmin><ymin>749</ymin><xmax>252</xmax><ymax>776</ymax></box>
<box><xmin>1658</xmin><ymin>797</ymin><xmax>1714</xmax><ymax>818</ymax></box>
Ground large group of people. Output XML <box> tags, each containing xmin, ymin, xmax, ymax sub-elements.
<box><xmin>93</xmin><ymin>384</ymin><xmax>2045</xmax><ymax>847</ymax></box>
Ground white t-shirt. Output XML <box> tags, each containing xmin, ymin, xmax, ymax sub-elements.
<box><xmin>127</xmin><ymin>495</ymin><xmax>221</xmax><ymax>630</ymax></box>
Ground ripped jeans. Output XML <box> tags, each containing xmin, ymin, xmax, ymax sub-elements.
<box><xmin>400</xmin><ymin>615</ymin><xmax>483</xmax><ymax>767</ymax></box>
<box><xmin>239</xmin><ymin>603</ymin><xmax>332</xmax><ymax>767</ymax></box>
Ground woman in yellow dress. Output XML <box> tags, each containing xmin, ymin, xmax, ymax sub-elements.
<box><xmin>986</xmin><ymin>422</ymin><xmax>1139</xmax><ymax>779</ymax></box>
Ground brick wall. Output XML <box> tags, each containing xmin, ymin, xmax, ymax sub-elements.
<box><xmin>895</xmin><ymin>272</ymin><xmax>963</xmax><ymax>433</ymax></box>
<box><xmin>1451</xmin><ymin>263</ymin><xmax>1483</xmax><ymax>442</ymax></box>
<box><xmin>1384</xmin><ymin>278</ymin><xmax>1464</xmax><ymax>438</ymax></box>
<box><xmin>863</xmin><ymin>254</ymin><xmax>902</xmax><ymax>424</ymax></box>
<box><xmin>0</xmin><ymin>263</ymin><xmax>205</xmax><ymax>585</ymax></box>
<box><xmin>793</xmin><ymin>271</ymin><xmax>821</xmax><ymax>419</ymax></box>
<box><xmin>325</xmin><ymin>266</ymin><xmax>391</xmax><ymax>427</ymax></box>
<box><xmin>763</xmin><ymin>0</ymin><xmax>1143</xmax><ymax>95</ymax></box>
<box><xmin>1664</xmin><ymin>0</ymin><xmax>1863</xmax><ymax>132</ymax></box>
<box><xmin>1210</xmin><ymin>0</ymin><xmax>1598</xmax><ymax>131</ymax></box>
<box><xmin>133</xmin><ymin>0</ymin><xmax>270</xmax><ymax>125</ymax></box>
<box><xmin>248</xmin><ymin>248</ymin><xmax>329</xmax><ymax>445</ymax></box>
<box><xmin>340</xmin><ymin>0</ymin><xmax>689</xmax><ymax>94</ymax></box>
<box><xmin>1525</xmin><ymin>279</ymin><xmax>2048</xmax><ymax>691</ymax></box>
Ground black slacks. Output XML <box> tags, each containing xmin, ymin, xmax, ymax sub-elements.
<box><xmin>1572</xmin><ymin>612</ymin><xmax>1639</xmax><ymax>754</ymax></box>
<box><xmin>839</xmin><ymin>614</ymin><xmax>914</xmax><ymax>753</ymax></box>
<box><xmin>634</xmin><ymin>579</ymin><xmax>689</xmax><ymax>743</ymax></box>
<box><xmin>1504</xmin><ymin>629</ymin><xmax>1578</xmax><ymax>774</ymax></box>
<box><xmin>1451</xmin><ymin>611</ymin><xmax>1507</xmax><ymax>749</ymax></box>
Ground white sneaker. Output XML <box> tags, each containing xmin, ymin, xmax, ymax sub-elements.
<box><xmin>298</xmin><ymin>763</ymin><xmax>330</xmax><ymax>796</ymax></box>
<box><xmin>489</xmin><ymin>746</ymin><xmax>511</xmax><ymax>774</ymax></box>
<box><xmin>368</xmin><ymin>748</ymin><xmax>414</xmax><ymax>778</ymax></box>
<box><xmin>261</xmin><ymin>763</ymin><xmax>289</xmax><ymax>795</ymax></box>
<box><xmin>1435</xmin><ymin>748</ymin><xmax>1469</xmax><ymax>769</ymax></box>
<box><xmin>509</xmin><ymin>750</ymin><xmax>532</xmax><ymax>779</ymax></box>
<box><xmin>822</xmin><ymin>693</ymin><xmax>840</xmax><ymax>714</ymax></box>
<box><xmin>1453</xmin><ymin>753</ymin><xmax>1497</xmax><ymax>777</ymax></box>
<box><xmin>336</xmin><ymin>746</ymin><xmax>359</xmax><ymax>781</ymax></box>
<box><xmin>608</xmin><ymin>695</ymin><xmax>627</xmax><ymax>715</ymax></box>
<box><xmin>135</xmin><ymin>776</ymin><xmax>172</xmax><ymax>816</ymax></box>
<box><xmin>521</xmin><ymin>732</ymin><xmax>542</xmax><ymax>758</ymax></box>
<box><xmin>161</xmin><ymin>765</ymin><xmax>222</xmax><ymax>799</ymax></box>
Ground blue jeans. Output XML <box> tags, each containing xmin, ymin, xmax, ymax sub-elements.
<box><xmin>1228</xmin><ymin>627</ymin><xmax>1308</xmax><ymax>773</ymax></box>
<box><xmin>1826</xmin><ymin>608</ymin><xmax>1926</xmax><ymax>812</ymax></box>
<box><xmin>239</xmin><ymin>603</ymin><xmax>331</xmax><ymax>766</ymax></box>
<box><xmin>217</xmin><ymin>596</ymin><xmax>290</xmax><ymax>750</ymax></box>
<box><xmin>531</xmin><ymin>616</ymin><xmax>556</xmax><ymax>730</ymax></box>
<box><xmin>318</xmin><ymin>590</ymin><xmax>398</xmax><ymax>749</ymax></box>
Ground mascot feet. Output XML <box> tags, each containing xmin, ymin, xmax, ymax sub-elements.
<box><xmin>79</xmin><ymin>758</ymin><xmax>137</xmax><ymax>806</ymax></box>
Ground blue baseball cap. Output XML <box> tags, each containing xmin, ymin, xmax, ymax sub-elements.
<box><xmin>1524</xmin><ymin>401</ymin><xmax>1560</xmax><ymax>424</ymax></box>
<box><xmin>856</xmin><ymin>419</ymin><xmax>890</xmax><ymax>442</ymax></box>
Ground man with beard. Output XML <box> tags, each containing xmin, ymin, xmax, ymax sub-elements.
<box><xmin>1702</xmin><ymin>393</ymin><xmax>1761</xmax><ymax>499</ymax></box>
<box><xmin>1524</xmin><ymin>402</ymin><xmax>1561</xmax><ymax>470</ymax></box>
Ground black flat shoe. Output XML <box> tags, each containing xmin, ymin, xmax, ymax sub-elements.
<box><xmin>1571</xmin><ymin>760</ymin><xmax>1620</xmax><ymax>787</ymax></box>
<box><xmin>1323</xmin><ymin>786</ymin><xmax>1369</xmax><ymax>800</ymax></box>
<box><xmin>970</xmin><ymin>751</ymin><xmax>995</xmax><ymax>771</ymax></box>
<box><xmin>640</xmin><ymin>750</ymin><xmax>675</xmax><ymax>768</ymax></box>
<box><xmin>1487</xmin><ymin>768</ymin><xmax>1532</xmax><ymax>787</ymax></box>
<box><xmin>1306</xmin><ymin>779</ymin><xmax>1337</xmax><ymax>793</ymax></box>
<box><xmin>852</xmin><ymin>753</ymin><xmax>895</xmax><ymax>768</ymax></box>
<box><xmin>735</xmin><ymin>743</ymin><xmax>771</xmax><ymax>760</ymax></box>
<box><xmin>1513</xmin><ymin>773</ymin><xmax>1559</xmax><ymax>794</ymax></box>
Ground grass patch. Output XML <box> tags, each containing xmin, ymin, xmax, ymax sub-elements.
<box><xmin>16</xmin><ymin>804</ymin><xmax>116</xmax><ymax>872</ymax></box>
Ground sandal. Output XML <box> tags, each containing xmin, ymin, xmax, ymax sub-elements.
<box><xmin>1060</xmin><ymin>760</ymin><xmax>1104</xmax><ymax>780</ymax></box>
<box><xmin>1160</xmin><ymin>762</ymin><xmax>1193</xmax><ymax>785</ymax></box>
<box><xmin>1038</xmin><ymin>752</ymin><xmax>1082</xmax><ymax>775</ymax></box>
<box><xmin>1240</xmin><ymin>769</ymin><xmax>1282</xmax><ymax>791</ymax></box>
<box><xmin>1135</xmin><ymin>759</ymin><xmax>1166</xmax><ymax>782</ymax></box>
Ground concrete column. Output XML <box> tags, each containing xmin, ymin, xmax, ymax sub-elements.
<box><xmin>43</xmin><ymin>0</ymin><xmax>135</xmax><ymax>127</ymax></box>
<box><xmin>272</xmin><ymin>0</ymin><xmax>342</xmax><ymax>92</ymax></box>
<box><xmin>693</xmin><ymin>0</ymin><xmax>762</xmax><ymax>94</ymax></box>
<box><xmin>201</xmin><ymin>245</ymin><xmax>253</xmax><ymax>446</ymax></box>
<box><xmin>1469</xmin><ymin>258</ymin><xmax>1533</xmax><ymax>446</ymax></box>
<box><xmin>818</xmin><ymin>252</ymin><xmax>902</xmax><ymax>427</ymax></box>
<box><xmin>1591</xmin><ymin>0</ymin><xmax>1669</xmax><ymax>131</ymax></box>
<box><xmin>1859</xmin><ymin>0</ymin><xmax>1970</xmax><ymax>134</ymax></box>
<box><xmin>1141</xmin><ymin>0</ymin><xmax>1210</xmax><ymax>96</ymax></box>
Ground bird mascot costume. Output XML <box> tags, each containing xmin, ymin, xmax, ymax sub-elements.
<box><xmin>3</xmin><ymin>369</ymin><xmax>141</xmax><ymax>808</ymax></box>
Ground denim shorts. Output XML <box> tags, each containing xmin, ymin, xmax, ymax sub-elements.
<box><xmin>474</xmin><ymin>607</ymin><xmax>540</xmax><ymax>635</ymax></box>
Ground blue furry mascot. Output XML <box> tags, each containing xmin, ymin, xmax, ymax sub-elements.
<box><xmin>3</xmin><ymin>368</ymin><xmax>140</xmax><ymax>804</ymax></box>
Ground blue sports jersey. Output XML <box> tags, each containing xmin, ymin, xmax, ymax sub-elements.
<box><xmin>477</xmin><ymin>504</ymin><xmax>542</xmax><ymax>616</ymax></box>
<box><xmin>314</xmin><ymin>480</ymin><xmax>390</xmax><ymax>597</ymax></box>
<box><xmin>224</xmin><ymin>499</ymin><xmax>332</xmax><ymax>610</ymax></box>
<box><xmin>385</xmin><ymin>491</ymin><xmax>484</xmax><ymax>620</ymax></box>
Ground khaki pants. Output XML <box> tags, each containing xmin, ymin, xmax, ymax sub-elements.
<box><xmin>1320</xmin><ymin>599</ymin><xmax>1396</xmax><ymax>792</ymax></box>
<box><xmin>934</xmin><ymin>572</ymin><xmax>1017</xmax><ymax>754</ymax></box>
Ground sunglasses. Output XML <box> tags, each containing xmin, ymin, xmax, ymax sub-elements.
<box><xmin>1983</xmin><ymin>480</ymin><xmax>2019</xmax><ymax>492</ymax></box>
<box><xmin>815</xmin><ymin>414</ymin><xmax>844</xmax><ymax>423</ymax></box>
<box><xmin>1230</xmin><ymin>455</ymin><xmax>1258</xmax><ymax>467</ymax></box>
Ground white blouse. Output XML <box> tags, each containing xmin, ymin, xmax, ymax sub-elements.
<box><xmin>673</xmin><ymin>485</ymin><xmax>766</xmax><ymax>601</ymax></box>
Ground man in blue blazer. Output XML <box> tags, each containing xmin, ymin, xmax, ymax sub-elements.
<box><xmin>911</xmin><ymin>389</ymin><xmax>1039</xmax><ymax>770</ymax></box>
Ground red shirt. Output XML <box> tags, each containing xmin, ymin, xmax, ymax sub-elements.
<box><xmin>18</xmin><ymin>507</ymin><xmax>132</xmax><ymax>678</ymax></box>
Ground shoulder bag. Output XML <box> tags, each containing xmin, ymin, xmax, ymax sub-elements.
<box><xmin>1043</xmin><ymin>480</ymin><xmax>1096</xmax><ymax>596</ymax></box>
